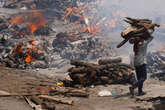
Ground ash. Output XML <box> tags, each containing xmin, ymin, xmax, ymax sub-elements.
<box><xmin>147</xmin><ymin>51</ymin><xmax>165</xmax><ymax>81</ymax></box>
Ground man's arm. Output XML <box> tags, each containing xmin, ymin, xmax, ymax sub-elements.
<box><xmin>144</xmin><ymin>36</ymin><xmax>153</xmax><ymax>44</ymax></box>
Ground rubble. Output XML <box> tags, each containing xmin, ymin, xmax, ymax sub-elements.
<box><xmin>64</xmin><ymin>58</ymin><xmax>136</xmax><ymax>87</ymax></box>
<box><xmin>0</xmin><ymin>0</ymin><xmax>121</xmax><ymax>69</ymax></box>
<box><xmin>147</xmin><ymin>51</ymin><xmax>165</xmax><ymax>81</ymax></box>
<box><xmin>56</xmin><ymin>37</ymin><xmax>116</xmax><ymax>60</ymax></box>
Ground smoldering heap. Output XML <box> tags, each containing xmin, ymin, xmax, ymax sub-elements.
<box><xmin>64</xmin><ymin>58</ymin><xmax>136</xmax><ymax>87</ymax></box>
<box><xmin>0</xmin><ymin>15</ymin><xmax>116</xmax><ymax>69</ymax></box>
<box><xmin>0</xmin><ymin>0</ymin><xmax>122</xmax><ymax>69</ymax></box>
<box><xmin>147</xmin><ymin>51</ymin><xmax>165</xmax><ymax>81</ymax></box>
<box><xmin>53</xmin><ymin>33</ymin><xmax>116</xmax><ymax>61</ymax></box>
<box><xmin>0</xmin><ymin>13</ymin><xmax>53</xmax><ymax>69</ymax></box>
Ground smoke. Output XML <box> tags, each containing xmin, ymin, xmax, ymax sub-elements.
<box><xmin>91</xmin><ymin>0</ymin><xmax>165</xmax><ymax>56</ymax></box>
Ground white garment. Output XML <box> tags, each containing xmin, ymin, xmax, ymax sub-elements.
<box><xmin>134</xmin><ymin>29</ymin><xmax>153</xmax><ymax>66</ymax></box>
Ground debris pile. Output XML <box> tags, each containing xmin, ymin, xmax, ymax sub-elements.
<box><xmin>4</xmin><ymin>0</ymin><xmax>75</xmax><ymax>10</ymax></box>
<box><xmin>65</xmin><ymin>58</ymin><xmax>136</xmax><ymax>87</ymax></box>
<box><xmin>0</xmin><ymin>0</ymin><xmax>122</xmax><ymax>69</ymax></box>
<box><xmin>0</xmin><ymin>13</ymin><xmax>54</xmax><ymax>69</ymax></box>
<box><xmin>147</xmin><ymin>51</ymin><xmax>165</xmax><ymax>81</ymax></box>
<box><xmin>117</xmin><ymin>17</ymin><xmax>160</xmax><ymax>48</ymax></box>
<box><xmin>54</xmin><ymin>36</ymin><xmax>116</xmax><ymax>60</ymax></box>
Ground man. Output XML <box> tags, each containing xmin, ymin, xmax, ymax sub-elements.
<box><xmin>129</xmin><ymin>24</ymin><xmax>155</xmax><ymax>96</ymax></box>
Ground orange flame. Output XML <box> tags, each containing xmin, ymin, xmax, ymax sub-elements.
<box><xmin>25</xmin><ymin>53</ymin><xmax>34</xmax><ymax>63</ymax></box>
<box><xmin>11</xmin><ymin>9</ymin><xmax>46</xmax><ymax>35</ymax></box>
<box><xmin>11</xmin><ymin>15</ymin><xmax>25</xmax><ymax>26</ymax></box>
<box><xmin>80</xmin><ymin>25</ymin><xmax>100</xmax><ymax>35</ymax></box>
<box><xmin>87</xmin><ymin>25</ymin><xmax>100</xmax><ymax>34</ymax></box>
<box><xmin>28</xmin><ymin>10</ymin><xmax>46</xmax><ymax>35</ymax></box>
<box><xmin>12</xmin><ymin>39</ymin><xmax>44</xmax><ymax>63</ymax></box>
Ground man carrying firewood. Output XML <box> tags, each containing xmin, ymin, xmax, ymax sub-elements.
<box><xmin>129</xmin><ymin>24</ymin><xmax>156</xmax><ymax>96</ymax></box>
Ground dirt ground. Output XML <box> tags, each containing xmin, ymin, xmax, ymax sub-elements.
<box><xmin>0</xmin><ymin>65</ymin><xmax>165</xmax><ymax>110</ymax></box>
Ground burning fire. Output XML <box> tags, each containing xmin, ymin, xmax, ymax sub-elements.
<box><xmin>12</xmin><ymin>40</ymin><xmax>44</xmax><ymax>63</ymax></box>
<box><xmin>11</xmin><ymin>9</ymin><xmax>46</xmax><ymax>35</ymax></box>
<box><xmin>11</xmin><ymin>15</ymin><xmax>25</xmax><ymax>26</ymax></box>
<box><xmin>28</xmin><ymin>10</ymin><xmax>46</xmax><ymax>35</ymax></box>
<box><xmin>62</xmin><ymin>7</ymin><xmax>81</xmax><ymax>21</ymax></box>
<box><xmin>10</xmin><ymin>9</ymin><xmax>46</xmax><ymax>63</ymax></box>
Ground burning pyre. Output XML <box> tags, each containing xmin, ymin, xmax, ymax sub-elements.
<box><xmin>0</xmin><ymin>0</ymin><xmax>125</xmax><ymax>69</ymax></box>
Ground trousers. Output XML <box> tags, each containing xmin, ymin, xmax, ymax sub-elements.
<box><xmin>132</xmin><ymin>64</ymin><xmax>147</xmax><ymax>93</ymax></box>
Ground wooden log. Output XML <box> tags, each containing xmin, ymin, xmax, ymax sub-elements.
<box><xmin>70</xmin><ymin>60</ymin><xmax>98</xmax><ymax>68</ymax></box>
<box><xmin>116</xmin><ymin>38</ymin><xmax>129</xmax><ymax>48</ymax></box>
<box><xmin>125</xmin><ymin>17</ymin><xmax>152</xmax><ymax>24</ymax></box>
<box><xmin>41</xmin><ymin>102</ymin><xmax>56</xmax><ymax>110</ymax></box>
<box><xmin>68</xmin><ymin>67</ymin><xmax>89</xmax><ymax>74</ymax></box>
<box><xmin>117</xmin><ymin>63</ymin><xmax>134</xmax><ymax>70</ymax></box>
<box><xmin>69</xmin><ymin>73</ymin><xmax>87</xmax><ymax>84</ymax></box>
<box><xmin>99</xmin><ymin>64</ymin><xmax>117</xmax><ymax>70</ymax></box>
<box><xmin>39</xmin><ymin>95</ymin><xmax>74</xmax><ymax>105</ymax></box>
<box><xmin>98</xmin><ymin>57</ymin><xmax>122</xmax><ymax>65</ymax></box>
<box><xmin>29</xmin><ymin>96</ymin><xmax>42</xmax><ymax>105</ymax></box>
<box><xmin>50</xmin><ymin>87</ymin><xmax>89</xmax><ymax>97</ymax></box>
<box><xmin>100</xmin><ymin>76</ymin><xmax>109</xmax><ymax>84</ymax></box>
<box><xmin>0</xmin><ymin>93</ymin><xmax>41</xmax><ymax>97</ymax></box>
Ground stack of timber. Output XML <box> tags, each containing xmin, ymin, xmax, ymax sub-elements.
<box><xmin>65</xmin><ymin>57</ymin><xmax>136</xmax><ymax>87</ymax></box>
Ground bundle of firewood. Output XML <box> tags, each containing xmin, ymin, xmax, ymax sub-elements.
<box><xmin>65</xmin><ymin>58</ymin><xmax>136</xmax><ymax>87</ymax></box>
<box><xmin>117</xmin><ymin>17</ymin><xmax>160</xmax><ymax>48</ymax></box>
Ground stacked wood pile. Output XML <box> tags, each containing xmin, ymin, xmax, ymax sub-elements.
<box><xmin>65</xmin><ymin>58</ymin><xmax>136</xmax><ymax>87</ymax></box>
<box><xmin>117</xmin><ymin>17</ymin><xmax>160</xmax><ymax>48</ymax></box>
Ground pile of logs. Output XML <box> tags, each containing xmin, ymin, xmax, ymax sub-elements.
<box><xmin>65</xmin><ymin>58</ymin><xmax>136</xmax><ymax>87</ymax></box>
<box><xmin>117</xmin><ymin>17</ymin><xmax>160</xmax><ymax>48</ymax></box>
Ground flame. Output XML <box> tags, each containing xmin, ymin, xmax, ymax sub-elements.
<box><xmin>25</xmin><ymin>52</ymin><xmax>34</xmax><ymax>63</ymax></box>
<box><xmin>11</xmin><ymin>9</ymin><xmax>46</xmax><ymax>35</ymax></box>
<box><xmin>80</xmin><ymin>25</ymin><xmax>100</xmax><ymax>35</ymax></box>
<box><xmin>28</xmin><ymin>10</ymin><xmax>46</xmax><ymax>35</ymax></box>
<box><xmin>11</xmin><ymin>15</ymin><xmax>25</xmax><ymax>26</ymax></box>
<box><xmin>87</xmin><ymin>25</ymin><xmax>100</xmax><ymax>34</ymax></box>
<box><xmin>62</xmin><ymin>7</ymin><xmax>81</xmax><ymax>20</ymax></box>
<box><xmin>12</xmin><ymin>39</ymin><xmax>44</xmax><ymax>63</ymax></box>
